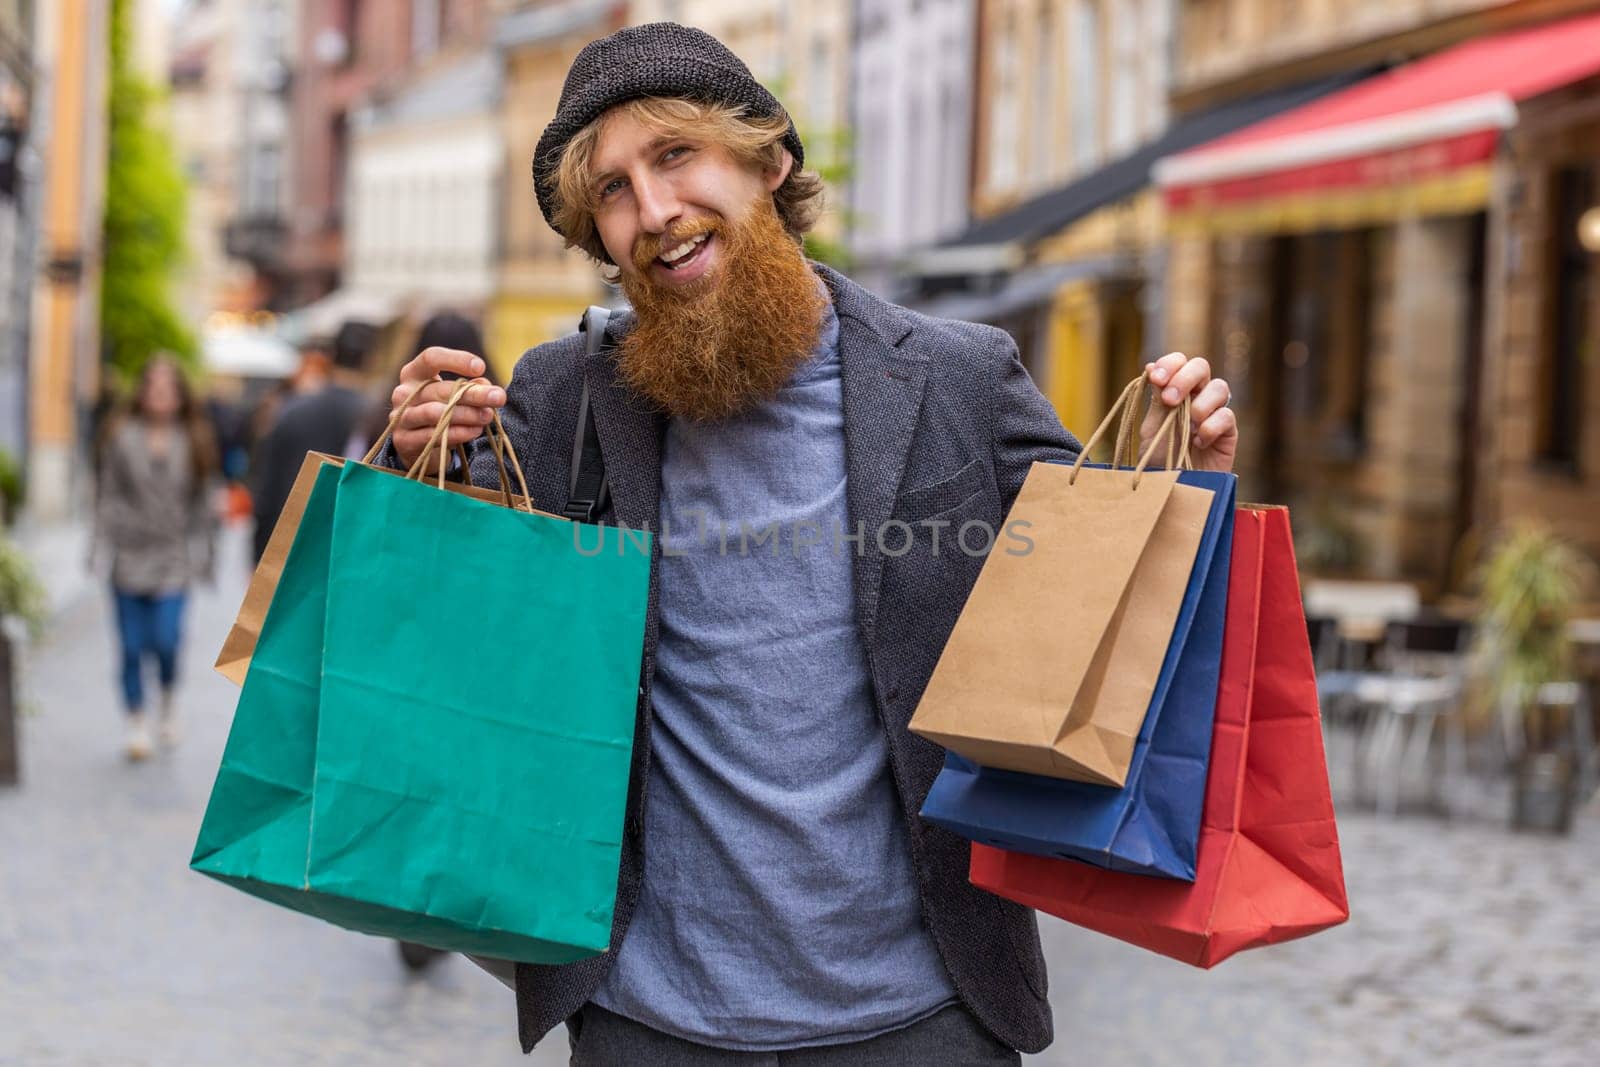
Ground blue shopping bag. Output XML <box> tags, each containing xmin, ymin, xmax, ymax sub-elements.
<box><xmin>920</xmin><ymin>468</ymin><xmax>1236</xmax><ymax>882</ymax></box>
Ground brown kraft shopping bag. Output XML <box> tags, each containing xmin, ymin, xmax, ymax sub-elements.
<box><xmin>910</xmin><ymin>374</ymin><xmax>1215</xmax><ymax>786</ymax></box>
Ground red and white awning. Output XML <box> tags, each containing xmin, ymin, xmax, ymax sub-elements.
<box><xmin>1155</xmin><ymin>12</ymin><xmax>1600</xmax><ymax>230</ymax></box>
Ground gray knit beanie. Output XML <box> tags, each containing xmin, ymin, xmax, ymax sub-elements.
<box><xmin>532</xmin><ymin>22</ymin><xmax>805</xmax><ymax>237</ymax></box>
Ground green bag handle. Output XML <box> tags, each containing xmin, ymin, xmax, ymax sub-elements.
<box><xmin>407</xmin><ymin>380</ymin><xmax>533</xmax><ymax>510</ymax></box>
<box><xmin>376</xmin><ymin>378</ymin><xmax>533</xmax><ymax>512</ymax></box>
<box><xmin>364</xmin><ymin>377</ymin><xmax>467</xmax><ymax>469</ymax></box>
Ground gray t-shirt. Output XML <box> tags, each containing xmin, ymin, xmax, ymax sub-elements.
<box><xmin>591</xmin><ymin>300</ymin><xmax>956</xmax><ymax>1049</ymax></box>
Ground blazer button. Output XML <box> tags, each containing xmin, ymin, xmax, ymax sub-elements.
<box><xmin>886</xmin><ymin>687</ymin><xmax>901</xmax><ymax>703</ymax></box>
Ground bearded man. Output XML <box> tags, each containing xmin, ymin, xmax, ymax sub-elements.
<box><xmin>384</xmin><ymin>23</ymin><xmax>1238</xmax><ymax>1066</ymax></box>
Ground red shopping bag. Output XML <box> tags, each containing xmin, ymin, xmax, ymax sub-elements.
<box><xmin>970</xmin><ymin>505</ymin><xmax>1349</xmax><ymax>967</ymax></box>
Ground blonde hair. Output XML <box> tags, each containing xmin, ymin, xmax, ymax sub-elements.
<box><xmin>549</xmin><ymin>97</ymin><xmax>824</xmax><ymax>264</ymax></box>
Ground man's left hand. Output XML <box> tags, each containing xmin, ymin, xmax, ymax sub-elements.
<box><xmin>1138</xmin><ymin>352</ymin><xmax>1237</xmax><ymax>474</ymax></box>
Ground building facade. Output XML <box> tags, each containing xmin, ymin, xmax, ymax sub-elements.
<box><xmin>344</xmin><ymin>49</ymin><xmax>503</xmax><ymax>318</ymax></box>
<box><xmin>1173</xmin><ymin>0</ymin><xmax>1523</xmax><ymax>109</ymax></box>
<box><xmin>27</xmin><ymin>0</ymin><xmax>107</xmax><ymax>520</ymax></box>
<box><xmin>1158</xmin><ymin>0</ymin><xmax>1600</xmax><ymax>589</ymax></box>
<box><xmin>226</xmin><ymin>0</ymin><xmax>295</xmax><ymax>311</ymax></box>
<box><xmin>283</xmin><ymin>0</ymin><xmax>493</xmax><ymax>309</ymax></box>
<box><xmin>0</xmin><ymin>0</ymin><xmax>36</xmax><ymax>468</ymax></box>
<box><xmin>168</xmin><ymin>0</ymin><xmax>296</xmax><ymax>319</ymax></box>
<box><xmin>849</xmin><ymin>0</ymin><xmax>977</xmax><ymax>290</ymax></box>
<box><xmin>975</xmin><ymin>0</ymin><xmax>1171</xmax><ymax>215</ymax></box>
<box><xmin>903</xmin><ymin>0</ymin><xmax>1176</xmax><ymax>440</ymax></box>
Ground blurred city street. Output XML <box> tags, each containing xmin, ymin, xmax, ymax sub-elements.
<box><xmin>3</xmin><ymin>1</ymin><xmax>1600</xmax><ymax>1064</ymax></box>
<box><xmin>2</xmin><ymin>521</ymin><xmax>1598</xmax><ymax>1066</ymax></box>
<box><xmin>0</xmin><ymin>523</ymin><xmax>551</xmax><ymax>1067</ymax></box>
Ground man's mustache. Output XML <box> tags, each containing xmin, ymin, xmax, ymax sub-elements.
<box><xmin>630</xmin><ymin>217</ymin><xmax>724</xmax><ymax>273</ymax></box>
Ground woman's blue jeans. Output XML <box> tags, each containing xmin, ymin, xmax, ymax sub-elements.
<box><xmin>112</xmin><ymin>588</ymin><xmax>187</xmax><ymax>713</ymax></box>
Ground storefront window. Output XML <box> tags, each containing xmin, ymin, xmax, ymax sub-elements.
<box><xmin>1272</xmin><ymin>230</ymin><xmax>1374</xmax><ymax>461</ymax></box>
<box><xmin>1540</xmin><ymin>165</ymin><xmax>1593</xmax><ymax>469</ymax></box>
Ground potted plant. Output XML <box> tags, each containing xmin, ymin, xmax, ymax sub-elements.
<box><xmin>1473</xmin><ymin>525</ymin><xmax>1598</xmax><ymax>833</ymax></box>
<box><xmin>0</xmin><ymin>531</ymin><xmax>46</xmax><ymax>786</ymax></box>
<box><xmin>1293</xmin><ymin>499</ymin><xmax>1368</xmax><ymax>578</ymax></box>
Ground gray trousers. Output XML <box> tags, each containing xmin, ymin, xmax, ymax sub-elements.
<box><xmin>566</xmin><ymin>1003</ymin><xmax>1021</xmax><ymax>1066</ymax></box>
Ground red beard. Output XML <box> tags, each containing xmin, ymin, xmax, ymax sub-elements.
<box><xmin>617</xmin><ymin>200</ymin><xmax>826</xmax><ymax>422</ymax></box>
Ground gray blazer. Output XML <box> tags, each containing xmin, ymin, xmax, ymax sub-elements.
<box><xmin>94</xmin><ymin>420</ymin><xmax>215</xmax><ymax>594</ymax></box>
<box><xmin>455</xmin><ymin>265</ymin><xmax>1079</xmax><ymax>1054</ymax></box>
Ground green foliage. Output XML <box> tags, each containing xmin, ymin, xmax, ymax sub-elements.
<box><xmin>0</xmin><ymin>535</ymin><xmax>46</xmax><ymax>637</ymax></box>
<box><xmin>764</xmin><ymin>75</ymin><xmax>858</xmax><ymax>271</ymax></box>
<box><xmin>0</xmin><ymin>450</ymin><xmax>21</xmax><ymax>527</ymax></box>
<box><xmin>1473</xmin><ymin>525</ymin><xmax>1598</xmax><ymax>714</ymax></box>
<box><xmin>1293</xmin><ymin>501</ymin><xmax>1367</xmax><ymax>575</ymax></box>
<box><xmin>99</xmin><ymin>0</ymin><xmax>197</xmax><ymax>380</ymax></box>
<box><xmin>798</xmin><ymin>124</ymin><xmax>857</xmax><ymax>271</ymax></box>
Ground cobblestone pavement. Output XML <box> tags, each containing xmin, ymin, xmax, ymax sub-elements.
<box><xmin>3</xmin><ymin>524</ymin><xmax>1597</xmax><ymax>1066</ymax></box>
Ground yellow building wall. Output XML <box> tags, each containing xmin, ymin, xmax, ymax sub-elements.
<box><xmin>1030</xmin><ymin>192</ymin><xmax>1163</xmax><ymax>443</ymax></box>
<box><xmin>1035</xmin><ymin>189</ymin><xmax>1164</xmax><ymax>264</ymax></box>
<box><xmin>486</xmin><ymin>292</ymin><xmax>598</xmax><ymax>384</ymax></box>
<box><xmin>1045</xmin><ymin>283</ymin><xmax>1106</xmax><ymax>441</ymax></box>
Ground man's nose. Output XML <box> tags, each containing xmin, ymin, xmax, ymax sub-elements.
<box><xmin>632</xmin><ymin>172</ymin><xmax>682</xmax><ymax>236</ymax></box>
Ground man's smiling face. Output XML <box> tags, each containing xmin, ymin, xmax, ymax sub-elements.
<box><xmin>560</xmin><ymin>100</ymin><xmax>827</xmax><ymax>422</ymax></box>
<box><xmin>587</xmin><ymin>108</ymin><xmax>791</xmax><ymax>293</ymax></box>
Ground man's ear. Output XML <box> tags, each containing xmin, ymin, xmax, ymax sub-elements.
<box><xmin>764</xmin><ymin>148</ymin><xmax>794</xmax><ymax>193</ymax></box>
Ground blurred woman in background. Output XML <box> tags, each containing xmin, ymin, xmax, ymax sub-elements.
<box><xmin>93</xmin><ymin>355</ymin><xmax>219</xmax><ymax>760</ymax></box>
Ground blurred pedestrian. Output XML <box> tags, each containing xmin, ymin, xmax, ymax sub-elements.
<box><xmin>250</xmin><ymin>320</ymin><xmax>376</xmax><ymax>561</ymax></box>
<box><xmin>92</xmin><ymin>355</ymin><xmax>219</xmax><ymax>760</ymax></box>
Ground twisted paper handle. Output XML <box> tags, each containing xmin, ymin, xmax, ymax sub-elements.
<box><xmin>1068</xmin><ymin>369</ymin><xmax>1192</xmax><ymax>488</ymax></box>
<box><xmin>1113</xmin><ymin>372</ymin><xmax>1192</xmax><ymax>472</ymax></box>
<box><xmin>371</xmin><ymin>378</ymin><xmax>532</xmax><ymax>511</ymax></box>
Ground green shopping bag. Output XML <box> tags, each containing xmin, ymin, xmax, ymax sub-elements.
<box><xmin>192</xmin><ymin>447</ymin><xmax>651</xmax><ymax>962</ymax></box>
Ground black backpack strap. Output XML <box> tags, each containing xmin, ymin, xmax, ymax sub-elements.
<box><xmin>563</xmin><ymin>306</ymin><xmax>611</xmax><ymax>523</ymax></box>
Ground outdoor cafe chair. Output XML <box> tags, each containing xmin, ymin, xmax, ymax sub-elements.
<box><xmin>1500</xmin><ymin>680</ymin><xmax>1598</xmax><ymax>808</ymax></box>
<box><xmin>1352</xmin><ymin>617</ymin><xmax>1472</xmax><ymax>817</ymax></box>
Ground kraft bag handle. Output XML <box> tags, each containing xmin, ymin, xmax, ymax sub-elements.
<box><xmin>362</xmin><ymin>377</ymin><xmax>469</xmax><ymax>478</ymax></box>
<box><xmin>401</xmin><ymin>379</ymin><xmax>534</xmax><ymax>512</ymax></box>
<box><xmin>480</xmin><ymin>408</ymin><xmax>534</xmax><ymax>512</ymax></box>
<box><xmin>1114</xmin><ymin>372</ymin><xmax>1192</xmax><ymax>473</ymax></box>
<box><xmin>1069</xmin><ymin>370</ymin><xmax>1191</xmax><ymax>489</ymax></box>
<box><xmin>364</xmin><ymin>378</ymin><xmax>430</xmax><ymax>466</ymax></box>
<box><xmin>405</xmin><ymin>379</ymin><xmax>477</xmax><ymax>485</ymax></box>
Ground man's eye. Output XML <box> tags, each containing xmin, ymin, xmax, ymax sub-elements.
<box><xmin>662</xmin><ymin>146</ymin><xmax>690</xmax><ymax>163</ymax></box>
<box><xmin>599</xmin><ymin>177</ymin><xmax>626</xmax><ymax>198</ymax></box>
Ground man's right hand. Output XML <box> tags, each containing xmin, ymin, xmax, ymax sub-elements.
<box><xmin>389</xmin><ymin>347</ymin><xmax>508</xmax><ymax>470</ymax></box>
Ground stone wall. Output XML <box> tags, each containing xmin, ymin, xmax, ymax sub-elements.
<box><xmin>1484</xmin><ymin>96</ymin><xmax>1600</xmax><ymax>567</ymax></box>
<box><xmin>1172</xmin><ymin>217</ymin><xmax>1482</xmax><ymax>589</ymax></box>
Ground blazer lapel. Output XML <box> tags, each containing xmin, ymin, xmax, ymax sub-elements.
<box><xmin>828</xmin><ymin>268</ymin><xmax>926</xmax><ymax>644</ymax></box>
